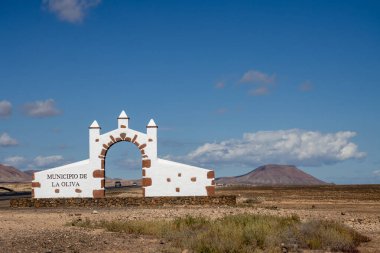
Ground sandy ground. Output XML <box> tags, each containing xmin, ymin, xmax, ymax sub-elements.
<box><xmin>0</xmin><ymin>185</ymin><xmax>379</xmax><ymax>253</ymax></box>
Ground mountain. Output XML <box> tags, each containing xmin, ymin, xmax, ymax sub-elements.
<box><xmin>24</xmin><ymin>170</ymin><xmax>40</xmax><ymax>177</ymax></box>
<box><xmin>216</xmin><ymin>164</ymin><xmax>327</xmax><ymax>186</ymax></box>
<box><xmin>0</xmin><ymin>164</ymin><xmax>32</xmax><ymax>182</ymax></box>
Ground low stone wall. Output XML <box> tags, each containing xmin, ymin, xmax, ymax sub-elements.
<box><xmin>10</xmin><ymin>196</ymin><xmax>236</xmax><ymax>208</ymax></box>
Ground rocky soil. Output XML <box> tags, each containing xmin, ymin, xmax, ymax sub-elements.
<box><xmin>0</xmin><ymin>185</ymin><xmax>379</xmax><ymax>253</ymax></box>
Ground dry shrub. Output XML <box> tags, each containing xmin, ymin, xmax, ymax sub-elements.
<box><xmin>299</xmin><ymin>220</ymin><xmax>370</xmax><ymax>252</ymax></box>
<box><xmin>71</xmin><ymin>214</ymin><xmax>369</xmax><ymax>253</ymax></box>
<box><xmin>237</xmin><ymin>196</ymin><xmax>265</xmax><ymax>204</ymax></box>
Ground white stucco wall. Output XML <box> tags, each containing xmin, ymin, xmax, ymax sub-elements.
<box><xmin>33</xmin><ymin>159</ymin><xmax>93</xmax><ymax>198</ymax></box>
<box><xmin>145</xmin><ymin>158</ymin><xmax>213</xmax><ymax>196</ymax></box>
<box><xmin>32</xmin><ymin>111</ymin><xmax>215</xmax><ymax>198</ymax></box>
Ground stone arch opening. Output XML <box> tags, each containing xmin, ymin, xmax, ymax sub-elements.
<box><xmin>103</xmin><ymin>140</ymin><xmax>143</xmax><ymax>195</ymax></box>
<box><xmin>98</xmin><ymin>136</ymin><xmax>151</xmax><ymax>197</ymax></box>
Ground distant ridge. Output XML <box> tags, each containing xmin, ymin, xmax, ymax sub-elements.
<box><xmin>24</xmin><ymin>170</ymin><xmax>40</xmax><ymax>177</ymax></box>
<box><xmin>216</xmin><ymin>164</ymin><xmax>327</xmax><ymax>186</ymax></box>
<box><xmin>0</xmin><ymin>164</ymin><xmax>32</xmax><ymax>182</ymax></box>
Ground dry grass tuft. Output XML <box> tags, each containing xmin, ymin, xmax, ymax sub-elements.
<box><xmin>71</xmin><ymin>214</ymin><xmax>369</xmax><ymax>252</ymax></box>
<box><xmin>237</xmin><ymin>196</ymin><xmax>265</xmax><ymax>204</ymax></box>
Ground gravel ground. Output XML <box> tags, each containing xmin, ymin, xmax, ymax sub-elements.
<box><xmin>1</xmin><ymin>185</ymin><xmax>379</xmax><ymax>253</ymax></box>
<box><xmin>0</xmin><ymin>203</ymin><xmax>379</xmax><ymax>253</ymax></box>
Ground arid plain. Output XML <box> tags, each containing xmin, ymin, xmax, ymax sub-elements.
<box><xmin>0</xmin><ymin>184</ymin><xmax>379</xmax><ymax>252</ymax></box>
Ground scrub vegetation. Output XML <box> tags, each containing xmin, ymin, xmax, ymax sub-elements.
<box><xmin>71</xmin><ymin>214</ymin><xmax>369</xmax><ymax>252</ymax></box>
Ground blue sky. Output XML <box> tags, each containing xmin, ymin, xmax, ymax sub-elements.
<box><xmin>1</xmin><ymin>0</ymin><xmax>380</xmax><ymax>183</ymax></box>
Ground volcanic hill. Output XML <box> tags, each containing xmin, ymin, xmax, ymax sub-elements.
<box><xmin>216</xmin><ymin>164</ymin><xmax>327</xmax><ymax>186</ymax></box>
<box><xmin>0</xmin><ymin>164</ymin><xmax>32</xmax><ymax>182</ymax></box>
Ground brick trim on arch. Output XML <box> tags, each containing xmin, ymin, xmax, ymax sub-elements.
<box><xmin>142</xmin><ymin>159</ymin><xmax>151</xmax><ymax>168</ymax></box>
<box><xmin>93</xmin><ymin>189</ymin><xmax>105</xmax><ymax>198</ymax></box>
<box><xmin>206</xmin><ymin>186</ymin><xmax>215</xmax><ymax>196</ymax></box>
<box><xmin>207</xmin><ymin>170</ymin><xmax>215</xmax><ymax>179</ymax></box>
<box><xmin>32</xmin><ymin>182</ymin><xmax>41</xmax><ymax>188</ymax></box>
<box><xmin>93</xmin><ymin>170</ymin><xmax>105</xmax><ymax>178</ymax></box>
<box><xmin>142</xmin><ymin>177</ymin><xmax>152</xmax><ymax>187</ymax></box>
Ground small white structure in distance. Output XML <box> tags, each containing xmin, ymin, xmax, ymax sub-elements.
<box><xmin>32</xmin><ymin>111</ymin><xmax>215</xmax><ymax>198</ymax></box>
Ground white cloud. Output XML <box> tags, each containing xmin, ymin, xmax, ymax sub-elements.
<box><xmin>2</xmin><ymin>155</ymin><xmax>66</xmax><ymax>169</ymax></box>
<box><xmin>0</xmin><ymin>133</ymin><xmax>18</xmax><ymax>147</ymax></box>
<box><xmin>373</xmin><ymin>170</ymin><xmax>380</xmax><ymax>176</ymax></box>
<box><xmin>183</xmin><ymin>129</ymin><xmax>365</xmax><ymax>167</ymax></box>
<box><xmin>23</xmin><ymin>99</ymin><xmax>61</xmax><ymax>118</ymax></box>
<box><xmin>0</xmin><ymin>100</ymin><xmax>12</xmax><ymax>118</ymax></box>
<box><xmin>34</xmin><ymin>155</ymin><xmax>64</xmax><ymax>167</ymax></box>
<box><xmin>240</xmin><ymin>70</ymin><xmax>275</xmax><ymax>84</ymax></box>
<box><xmin>3</xmin><ymin>156</ymin><xmax>27</xmax><ymax>167</ymax></box>
<box><xmin>43</xmin><ymin>0</ymin><xmax>101</xmax><ymax>23</ymax></box>
<box><xmin>249</xmin><ymin>86</ymin><xmax>269</xmax><ymax>96</ymax></box>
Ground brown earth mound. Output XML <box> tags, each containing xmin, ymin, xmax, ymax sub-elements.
<box><xmin>0</xmin><ymin>164</ymin><xmax>32</xmax><ymax>182</ymax></box>
<box><xmin>216</xmin><ymin>164</ymin><xmax>327</xmax><ymax>186</ymax></box>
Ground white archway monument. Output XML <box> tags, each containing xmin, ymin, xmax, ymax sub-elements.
<box><xmin>32</xmin><ymin>111</ymin><xmax>215</xmax><ymax>198</ymax></box>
